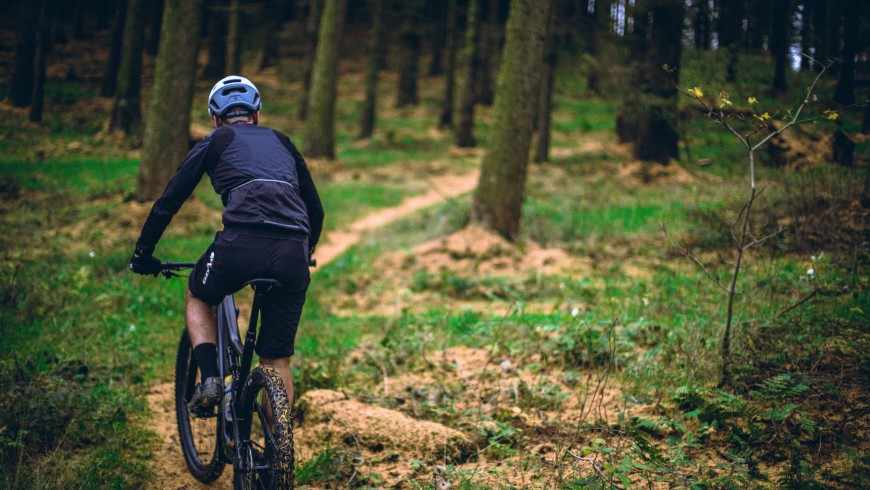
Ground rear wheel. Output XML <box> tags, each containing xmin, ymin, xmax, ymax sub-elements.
<box><xmin>175</xmin><ymin>331</ymin><xmax>225</xmax><ymax>482</ymax></box>
<box><xmin>236</xmin><ymin>365</ymin><xmax>294</xmax><ymax>489</ymax></box>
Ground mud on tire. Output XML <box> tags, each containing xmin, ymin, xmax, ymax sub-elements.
<box><xmin>238</xmin><ymin>364</ymin><xmax>295</xmax><ymax>489</ymax></box>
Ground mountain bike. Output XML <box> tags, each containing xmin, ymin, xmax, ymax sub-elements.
<box><xmin>159</xmin><ymin>261</ymin><xmax>298</xmax><ymax>489</ymax></box>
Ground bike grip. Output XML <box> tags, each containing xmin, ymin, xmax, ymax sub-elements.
<box><xmin>308</xmin><ymin>258</ymin><xmax>317</xmax><ymax>267</ymax></box>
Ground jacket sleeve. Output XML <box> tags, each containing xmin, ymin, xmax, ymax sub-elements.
<box><xmin>273</xmin><ymin>130</ymin><xmax>324</xmax><ymax>254</ymax></box>
<box><xmin>135</xmin><ymin>138</ymin><xmax>214</xmax><ymax>255</ymax></box>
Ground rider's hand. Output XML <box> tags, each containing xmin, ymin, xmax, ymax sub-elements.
<box><xmin>129</xmin><ymin>249</ymin><xmax>162</xmax><ymax>276</ymax></box>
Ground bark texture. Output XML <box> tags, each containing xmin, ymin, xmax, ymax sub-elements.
<box><xmin>110</xmin><ymin>0</ymin><xmax>146</xmax><ymax>138</ymax></box>
<box><xmin>455</xmin><ymin>0</ymin><xmax>482</xmax><ymax>147</ymax></box>
<box><xmin>137</xmin><ymin>0</ymin><xmax>204</xmax><ymax>201</ymax></box>
<box><xmin>202</xmin><ymin>0</ymin><xmax>228</xmax><ymax>80</ymax></box>
<box><xmin>395</xmin><ymin>1</ymin><xmax>423</xmax><ymax>107</ymax></box>
<box><xmin>226</xmin><ymin>0</ymin><xmax>242</xmax><ymax>74</ymax></box>
<box><xmin>298</xmin><ymin>0</ymin><xmax>323</xmax><ymax>120</ymax></box>
<box><xmin>770</xmin><ymin>0</ymin><xmax>790</xmax><ymax>94</ymax></box>
<box><xmin>359</xmin><ymin>0</ymin><xmax>386</xmax><ymax>139</ymax></box>
<box><xmin>303</xmin><ymin>0</ymin><xmax>347</xmax><ymax>159</ymax></box>
<box><xmin>616</xmin><ymin>0</ymin><xmax>683</xmax><ymax>163</ymax></box>
<box><xmin>471</xmin><ymin>0</ymin><xmax>550</xmax><ymax>240</ymax></box>
<box><xmin>100</xmin><ymin>0</ymin><xmax>126</xmax><ymax>97</ymax></box>
<box><xmin>439</xmin><ymin>0</ymin><xmax>458</xmax><ymax>128</ymax></box>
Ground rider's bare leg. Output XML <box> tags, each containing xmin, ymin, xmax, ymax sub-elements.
<box><xmin>259</xmin><ymin>356</ymin><xmax>294</xmax><ymax>425</ymax></box>
<box><xmin>186</xmin><ymin>287</ymin><xmax>217</xmax><ymax>346</ymax></box>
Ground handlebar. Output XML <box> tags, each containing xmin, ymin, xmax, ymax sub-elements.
<box><xmin>160</xmin><ymin>261</ymin><xmax>195</xmax><ymax>279</ymax></box>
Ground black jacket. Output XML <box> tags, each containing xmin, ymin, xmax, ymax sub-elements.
<box><xmin>136</xmin><ymin>123</ymin><xmax>324</xmax><ymax>255</ymax></box>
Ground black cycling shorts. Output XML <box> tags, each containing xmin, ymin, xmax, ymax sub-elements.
<box><xmin>188</xmin><ymin>229</ymin><xmax>311</xmax><ymax>359</ymax></box>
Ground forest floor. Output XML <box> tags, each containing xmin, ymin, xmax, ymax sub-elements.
<box><xmin>1</xmin><ymin>20</ymin><xmax>869</xmax><ymax>490</ymax></box>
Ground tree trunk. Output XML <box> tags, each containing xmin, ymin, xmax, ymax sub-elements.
<box><xmin>833</xmin><ymin>0</ymin><xmax>859</xmax><ymax>105</ymax></box>
<box><xmin>145</xmin><ymin>0</ymin><xmax>163</xmax><ymax>56</ymax></box>
<box><xmin>227</xmin><ymin>0</ymin><xmax>242</xmax><ymax>74</ymax></box>
<box><xmin>534</xmin><ymin>5</ymin><xmax>558</xmax><ymax>164</ymax></box>
<box><xmin>428</xmin><ymin>0</ymin><xmax>446</xmax><ymax>77</ymax></box>
<box><xmin>100</xmin><ymin>0</ymin><xmax>126</xmax><ymax>97</ymax></box>
<box><xmin>586</xmin><ymin>0</ymin><xmax>612</xmax><ymax>94</ymax></box>
<box><xmin>812</xmin><ymin>0</ymin><xmax>828</xmax><ymax>69</ymax></box>
<box><xmin>72</xmin><ymin>0</ymin><xmax>86</xmax><ymax>39</ymax></box>
<box><xmin>201</xmin><ymin>0</ymin><xmax>228</xmax><ymax>80</ymax></box>
<box><xmin>259</xmin><ymin>0</ymin><xmax>283</xmax><ymax>70</ymax></box>
<box><xmin>693</xmin><ymin>0</ymin><xmax>710</xmax><ymax>50</ymax></box>
<box><xmin>617</xmin><ymin>0</ymin><xmax>683</xmax><ymax>163</ymax></box>
<box><xmin>770</xmin><ymin>0</ymin><xmax>790</xmax><ymax>94</ymax></box>
<box><xmin>7</xmin><ymin>2</ymin><xmax>40</xmax><ymax>107</ymax></box>
<box><xmin>718</xmin><ymin>0</ymin><xmax>743</xmax><ymax>82</ymax></box>
<box><xmin>359</xmin><ymin>0</ymin><xmax>385</xmax><ymax>139</ymax></box>
<box><xmin>826</xmin><ymin>0</ymin><xmax>841</xmax><ymax>76</ymax></box>
<box><xmin>303</xmin><ymin>0</ymin><xmax>347</xmax><ymax>159</ymax></box>
<box><xmin>110</xmin><ymin>0</ymin><xmax>146</xmax><ymax>139</ymax></box>
<box><xmin>298</xmin><ymin>0</ymin><xmax>323</xmax><ymax>120</ymax></box>
<box><xmin>30</xmin><ymin>0</ymin><xmax>56</xmax><ymax>123</ymax></box>
<box><xmin>475</xmin><ymin>0</ymin><xmax>501</xmax><ymax>105</ymax></box>
<box><xmin>471</xmin><ymin>0</ymin><xmax>550</xmax><ymax>240</ymax></box>
<box><xmin>455</xmin><ymin>0</ymin><xmax>482</xmax><ymax>147</ymax></box>
<box><xmin>799</xmin><ymin>2</ymin><xmax>812</xmax><ymax>72</ymax></box>
<box><xmin>395</xmin><ymin>2</ymin><xmax>422</xmax><ymax>107</ymax></box>
<box><xmin>137</xmin><ymin>0</ymin><xmax>204</xmax><ymax>201</ymax></box>
<box><xmin>439</xmin><ymin>0</ymin><xmax>458</xmax><ymax>128</ymax></box>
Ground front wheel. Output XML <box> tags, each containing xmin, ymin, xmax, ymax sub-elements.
<box><xmin>175</xmin><ymin>331</ymin><xmax>225</xmax><ymax>482</ymax></box>
<box><xmin>236</xmin><ymin>365</ymin><xmax>294</xmax><ymax>489</ymax></box>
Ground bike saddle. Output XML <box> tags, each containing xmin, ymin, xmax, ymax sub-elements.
<box><xmin>244</xmin><ymin>278</ymin><xmax>282</xmax><ymax>291</ymax></box>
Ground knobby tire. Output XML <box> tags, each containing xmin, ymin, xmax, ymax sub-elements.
<box><xmin>175</xmin><ymin>331</ymin><xmax>225</xmax><ymax>482</ymax></box>
<box><xmin>236</xmin><ymin>365</ymin><xmax>295</xmax><ymax>489</ymax></box>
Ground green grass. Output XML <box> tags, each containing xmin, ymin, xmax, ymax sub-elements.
<box><xmin>1</xmin><ymin>44</ymin><xmax>868</xmax><ymax>489</ymax></box>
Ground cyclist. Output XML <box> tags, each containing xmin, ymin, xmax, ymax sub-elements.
<box><xmin>130</xmin><ymin>75</ymin><xmax>324</xmax><ymax>414</ymax></box>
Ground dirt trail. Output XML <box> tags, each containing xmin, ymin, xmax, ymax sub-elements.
<box><xmin>313</xmin><ymin>171</ymin><xmax>479</xmax><ymax>267</ymax></box>
<box><xmin>144</xmin><ymin>170</ymin><xmax>479</xmax><ymax>489</ymax></box>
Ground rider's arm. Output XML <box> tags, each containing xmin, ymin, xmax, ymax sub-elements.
<box><xmin>273</xmin><ymin>131</ymin><xmax>324</xmax><ymax>254</ymax></box>
<box><xmin>135</xmin><ymin>137</ymin><xmax>216</xmax><ymax>255</ymax></box>
<box><xmin>296</xmin><ymin>156</ymin><xmax>324</xmax><ymax>254</ymax></box>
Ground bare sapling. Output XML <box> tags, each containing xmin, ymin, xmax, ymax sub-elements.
<box><xmin>673</xmin><ymin>56</ymin><xmax>840</xmax><ymax>386</ymax></box>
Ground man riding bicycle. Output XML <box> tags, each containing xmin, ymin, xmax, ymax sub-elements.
<box><xmin>130</xmin><ymin>75</ymin><xmax>324</xmax><ymax>414</ymax></box>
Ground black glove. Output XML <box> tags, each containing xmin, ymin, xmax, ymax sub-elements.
<box><xmin>129</xmin><ymin>249</ymin><xmax>162</xmax><ymax>276</ymax></box>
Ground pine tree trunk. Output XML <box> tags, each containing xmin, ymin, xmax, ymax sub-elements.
<box><xmin>693</xmin><ymin>0</ymin><xmax>710</xmax><ymax>50</ymax></box>
<box><xmin>718</xmin><ymin>0</ymin><xmax>742</xmax><ymax>82</ymax></box>
<box><xmin>7</xmin><ymin>2</ymin><xmax>40</xmax><ymax>107</ymax></box>
<box><xmin>455</xmin><ymin>0</ymin><xmax>482</xmax><ymax>147</ymax></box>
<box><xmin>259</xmin><ymin>0</ymin><xmax>283</xmax><ymax>70</ymax></box>
<box><xmin>618</xmin><ymin>0</ymin><xmax>683</xmax><ymax>163</ymax></box>
<box><xmin>30</xmin><ymin>0</ymin><xmax>56</xmax><ymax>123</ymax></box>
<box><xmin>145</xmin><ymin>0</ymin><xmax>163</xmax><ymax>56</ymax></box>
<box><xmin>770</xmin><ymin>0</ymin><xmax>790</xmax><ymax>94</ymax></box>
<box><xmin>100</xmin><ymin>0</ymin><xmax>126</xmax><ymax>97</ymax></box>
<box><xmin>110</xmin><ymin>0</ymin><xmax>146</xmax><ymax>138</ymax></box>
<box><xmin>303</xmin><ymin>0</ymin><xmax>347</xmax><ymax>159</ymax></box>
<box><xmin>471</xmin><ymin>0</ymin><xmax>551</xmax><ymax>240</ymax></box>
<box><xmin>359</xmin><ymin>0</ymin><xmax>385</xmax><ymax>139</ymax></box>
<box><xmin>834</xmin><ymin>0</ymin><xmax>858</xmax><ymax>105</ymax></box>
<box><xmin>202</xmin><ymin>0</ymin><xmax>228</xmax><ymax>80</ymax></box>
<box><xmin>137</xmin><ymin>0</ymin><xmax>204</xmax><ymax>201</ymax></box>
<box><xmin>428</xmin><ymin>0</ymin><xmax>446</xmax><ymax>77</ymax></box>
<box><xmin>227</xmin><ymin>0</ymin><xmax>242</xmax><ymax>73</ymax></box>
<box><xmin>298</xmin><ymin>0</ymin><xmax>323</xmax><ymax>120</ymax></box>
<box><xmin>586</xmin><ymin>0</ymin><xmax>612</xmax><ymax>94</ymax></box>
<box><xmin>439</xmin><ymin>0</ymin><xmax>458</xmax><ymax>128</ymax></box>
<box><xmin>799</xmin><ymin>3</ymin><xmax>812</xmax><ymax>72</ymax></box>
<box><xmin>395</xmin><ymin>2</ymin><xmax>422</xmax><ymax>107</ymax></box>
<box><xmin>475</xmin><ymin>0</ymin><xmax>501</xmax><ymax>106</ymax></box>
<box><xmin>812</xmin><ymin>0</ymin><xmax>828</xmax><ymax>70</ymax></box>
<box><xmin>534</xmin><ymin>5</ymin><xmax>558</xmax><ymax>164</ymax></box>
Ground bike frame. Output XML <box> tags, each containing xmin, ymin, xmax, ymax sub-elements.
<box><xmin>162</xmin><ymin>262</ymin><xmax>275</xmax><ymax>476</ymax></box>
